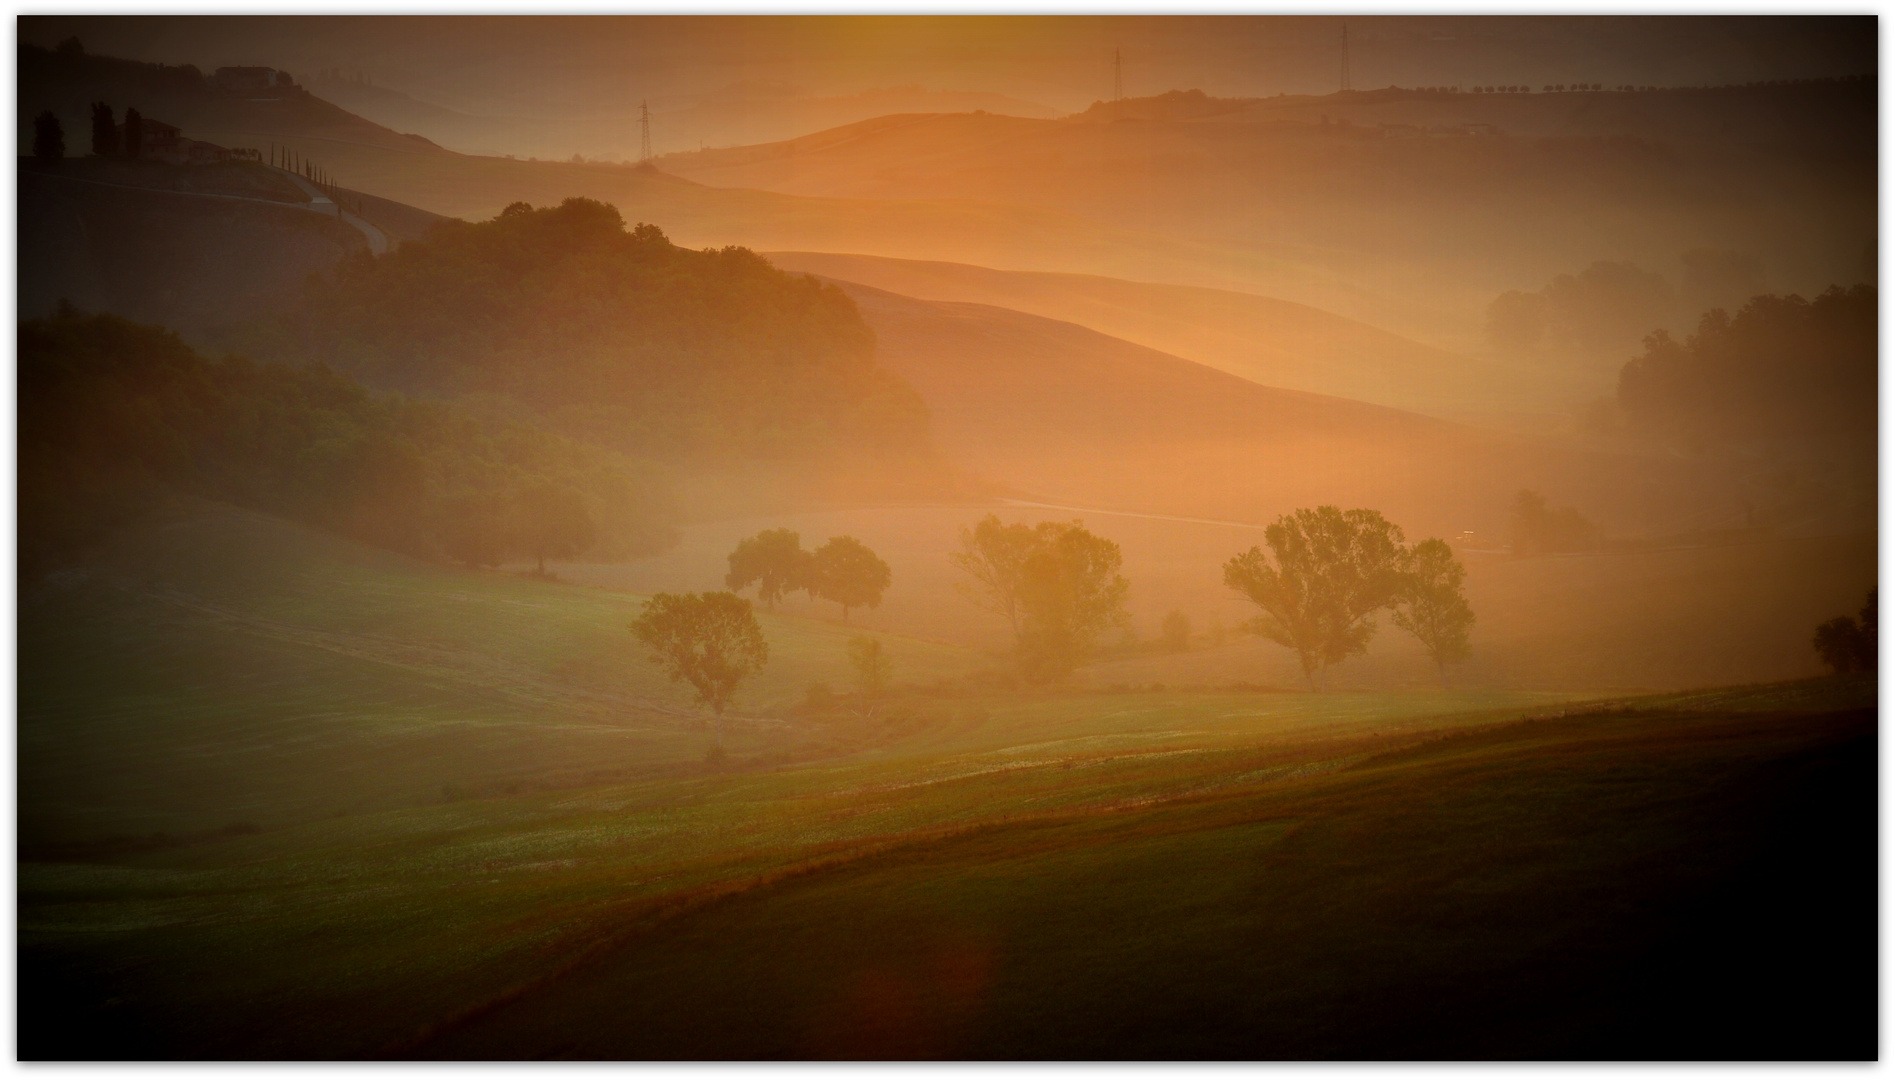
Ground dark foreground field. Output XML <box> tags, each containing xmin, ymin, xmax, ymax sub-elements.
<box><xmin>21</xmin><ymin>676</ymin><xmax>1874</xmax><ymax>1060</ymax></box>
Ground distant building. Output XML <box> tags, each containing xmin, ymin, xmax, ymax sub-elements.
<box><xmin>117</xmin><ymin>115</ymin><xmax>236</xmax><ymax>165</ymax></box>
<box><xmin>212</xmin><ymin>66</ymin><xmax>294</xmax><ymax>95</ymax></box>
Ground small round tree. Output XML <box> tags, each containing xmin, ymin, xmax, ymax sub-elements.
<box><xmin>806</xmin><ymin>535</ymin><xmax>891</xmax><ymax>622</ymax></box>
<box><xmin>630</xmin><ymin>592</ymin><xmax>768</xmax><ymax>747</ymax></box>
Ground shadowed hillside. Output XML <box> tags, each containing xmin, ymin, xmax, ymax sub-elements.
<box><xmin>19</xmin><ymin>156</ymin><xmax>445</xmax><ymax>349</ymax></box>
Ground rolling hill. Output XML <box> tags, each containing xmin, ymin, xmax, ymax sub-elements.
<box><xmin>652</xmin><ymin>86</ymin><xmax>1875</xmax><ymax>345</ymax></box>
<box><xmin>765</xmin><ymin>251</ymin><xmax>1556</xmax><ymax>420</ymax></box>
<box><xmin>823</xmin><ymin>280</ymin><xmax>1741</xmax><ymax>542</ymax></box>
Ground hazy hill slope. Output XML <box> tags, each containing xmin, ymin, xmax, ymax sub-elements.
<box><xmin>18</xmin><ymin>501</ymin><xmax>978</xmax><ymax>845</ymax></box>
<box><xmin>767</xmin><ymin>252</ymin><xmax>1550</xmax><ymax>418</ymax></box>
<box><xmin>655</xmin><ymin>88</ymin><xmax>1874</xmax><ymax>341</ymax></box>
<box><xmin>830</xmin><ymin>281</ymin><xmax>1734</xmax><ymax>541</ymax></box>
<box><xmin>18</xmin><ymin>157</ymin><xmax>444</xmax><ymax>347</ymax></box>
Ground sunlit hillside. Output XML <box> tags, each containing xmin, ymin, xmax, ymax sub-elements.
<box><xmin>767</xmin><ymin>251</ymin><xmax>1557</xmax><ymax>422</ymax></box>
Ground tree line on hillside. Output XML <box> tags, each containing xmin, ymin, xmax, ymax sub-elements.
<box><xmin>302</xmin><ymin>198</ymin><xmax>934</xmax><ymax>470</ymax></box>
<box><xmin>19</xmin><ymin>308</ymin><xmax>676</xmax><ymax>577</ymax></box>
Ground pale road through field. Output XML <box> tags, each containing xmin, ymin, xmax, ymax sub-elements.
<box><xmin>272</xmin><ymin>166</ymin><xmax>389</xmax><ymax>254</ymax></box>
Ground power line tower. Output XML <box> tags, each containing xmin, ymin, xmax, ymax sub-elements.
<box><xmin>1340</xmin><ymin>24</ymin><xmax>1353</xmax><ymax>93</ymax></box>
<box><xmin>638</xmin><ymin>100</ymin><xmax>652</xmax><ymax>162</ymax></box>
<box><xmin>1114</xmin><ymin>48</ymin><xmax>1123</xmax><ymax>102</ymax></box>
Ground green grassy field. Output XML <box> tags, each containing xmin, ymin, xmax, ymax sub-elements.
<box><xmin>19</xmin><ymin>504</ymin><xmax>1876</xmax><ymax>1059</ymax></box>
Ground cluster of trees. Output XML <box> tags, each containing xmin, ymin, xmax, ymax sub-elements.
<box><xmin>20</xmin><ymin>308</ymin><xmax>676</xmax><ymax>577</ymax></box>
<box><xmin>306</xmin><ymin>199</ymin><xmax>932</xmax><ymax>466</ymax></box>
<box><xmin>949</xmin><ymin>516</ymin><xmax>1132</xmax><ymax>684</ymax></box>
<box><xmin>1813</xmin><ymin>590</ymin><xmax>1876</xmax><ymax>676</ymax></box>
<box><xmin>1486</xmin><ymin>261</ymin><xmax>1677</xmax><ymax>356</ymax></box>
<box><xmin>1616</xmin><ymin>286</ymin><xmax>1876</xmax><ymax>450</ymax></box>
<box><xmin>724</xmin><ymin>529</ymin><xmax>892</xmax><ymax>621</ymax></box>
<box><xmin>1508</xmin><ymin>490</ymin><xmax>1599</xmax><ymax>556</ymax></box>
<box><xmin>1222</xmin><ymin>507</ymin><xmax>1473</xmax><ymax>689</ymax></box>
<box><xmin>629</xmin><ymin>507</ymin><xmax>1479</xmax><ymax>758</ymax></box>
<box><xmin>942</xmin><ymin>509</ymin><xmax>1474</xmax><ymax>689</ymax></box>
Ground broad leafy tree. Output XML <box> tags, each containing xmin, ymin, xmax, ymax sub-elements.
<box><xmin>725</xmin><ymin>528</ymin><xmax>808</xmax><ymax>610</ymax></box>
<box><xmin>630</xmin><ymin>591</ymin><xmax>768</xmax><ymax>744</ymax></box>
<box><xmin>1014</xmin><ymin>521</ymin><xmax>1130</xmax><ymax>683</ymax></box>
<box><xmin>950</xmin><ymin>516</ymin><xmax>1129</xmax><ymax>681</ymax></box>
<box><xmin>1814</xmin><ymin>589</ymin><xmax>1876</xmax><ymax>674</ymax></box>
<box><xmin>948</xmin><ymin>514</ymin><xmax>1040</xmax><ymax>636</ymax></box>
<box><xmin>1224</xmin><ymin>506</ymin><xmax>1407</xmax><ymax>690</ymax></box>
<box><xmin>1392</xmin><ymin>538</ymin><xmax>1475</xmax><ymax>680</ymax></box>
<box><xmin>806</xmin><ymin>535</ymin><xmax>891</xmax><ymax>622</ymax></box>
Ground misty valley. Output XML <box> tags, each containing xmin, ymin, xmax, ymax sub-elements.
<box><xmin>12</xmin><ymin>17</ymin><xmax>1878</xmax><ymax>1063</ymax></box>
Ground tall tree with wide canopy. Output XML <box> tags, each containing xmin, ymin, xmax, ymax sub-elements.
<box><xmin>724</xmin><ymin>528</ymin><xmax>809</xmax><ymax>610</ymax></box>
<box><xmin>1392</xmin><ymin>538</ymin><xmax>1475</xmax><ymax>681</ymax></box>
<box><xmin>948</xmin><ymin>514</ymin><xmax>1040</xmax><ymax>636</ymax></box>
<box><xmin>629</xmin><ymin>591</ymin><xmax>768</xmax><ymax>745</ymax></box>
<box><xmin>805</xmin><ymin>535</ymin><xmax>891</xmax><ymax>622</ymax></box>
<box><xmin>1223</xmin><ymin>506</ymin><xmax>1407</xmax><ymax>690</ymax></box>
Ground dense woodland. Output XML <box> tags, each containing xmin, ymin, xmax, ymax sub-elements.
<box><xmin>1616</xmin><ymin>285</ymin><xmax>1876</xmax><ymax>451</ymax></box>
<box><xmin>20</xmin><ymin>308</ymin><xmax>677</xmax><ymax>576</ymax></box>
<box><xmin>307</xmin><ymin>198</ymin><xmax>934</xmax><ymax>465</ymax></box>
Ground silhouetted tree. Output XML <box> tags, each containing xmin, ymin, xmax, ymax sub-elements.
<box><xmin>1393</xmin><ymin>539</ymin><xmax>1475</xmax><ymax>680</ymax></box>
<box><xmin>948</xmin><ymin>514</ymin><xmax>1040</xmax><ymax>636</ymax></box>
<box><xmin>122</xmin><ymin>107</ymin><xmax>143</xmax><ymax>159</ymax></box>
<box><xmin>630</xmin><ymin>591</ymin><xmax>767</xmax><ymax>745</ymax></box>
<box><xmin>89</xmin><ymin>102</ymin><xmax>117</xmax><ymax>156</ymax></box>
<box><xmin>725</xmin><ymin>528</ymin><xmax>809</xmax><ymax>610</ymax></box>
<box><xmin>514</xmin><ymin>483</ymin><xmax>594</xmax><ymax>575</ymax></box>
<box><xmin>1813</xmin><ymin>589</ymin><xmax>1876</xmax><ymax>674</ymax></box>
<box><xmin>32</xmin><ymin>111</ymin><xmax>64</xmax><ymax>162</ymax></box>
<box><xmin>1224</xmin><ymin>506</ymin><xmax>1407</xmax><ymax>690</ymax></box>
<box><xmin>1015</xmin><ymin>522</ymin><xmax>1130</xmax><ymax>683</ymax></box>
<box><xmin>1161</xmin><ymin>610</ymin><xmax>1192</xmax><ymax>653</ymax></box>
<box><xmin>806</xmin><ymin>535</ymin><xmax>891</xmax><ymax>622</ymax></box>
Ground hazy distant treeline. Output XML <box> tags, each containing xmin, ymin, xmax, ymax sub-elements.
<box><xmin>20</xmin><ymin>308</ymin><xmax>676</xmax><ymax>576</ymax></box>
<box><xmin>1617</xmin><ymin>285</ymin><xmax>1875</xmax><ymax>453</ymax></box>
<box><xmin>306</xmin><ymin>198</ymin><xmax>933</xmax><ymax>467</ymax></box>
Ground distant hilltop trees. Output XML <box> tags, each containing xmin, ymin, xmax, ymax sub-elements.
<box><xmin>308</xmin><ymin>197</ymin><xmax>936</xmax><ymax>470</ymax></box>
